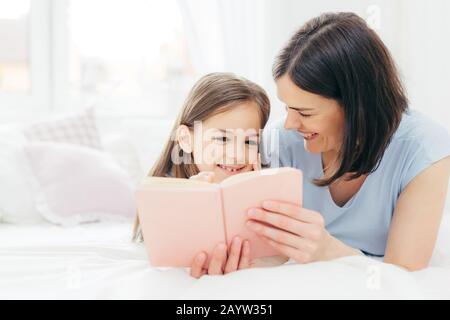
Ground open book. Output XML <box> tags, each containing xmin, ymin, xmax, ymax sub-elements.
<box><xmin>136</xmin><ymin>167</ymin><xmax>303</xmax><ymax>267</ymax></box>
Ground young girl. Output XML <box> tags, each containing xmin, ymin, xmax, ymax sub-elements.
<box><xmin>133</xmin><ymin>73</ymin><xmax>288</xmax><ymax>278</ymax></box>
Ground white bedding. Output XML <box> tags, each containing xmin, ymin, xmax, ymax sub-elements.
<box><xmin>1</xmin><ymin>217</ymin><xmax>450</xmax><ymax>300</ymax></box>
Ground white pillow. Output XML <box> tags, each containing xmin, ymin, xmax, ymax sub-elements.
<box><xmin>102</xmin><ymin>134</ymin><xmax>143</xmax><ymax>185</ymax></box>
<box><xmin>431</xmin><ymin>214</ymin><xmax>450</xmax><ymax>267</ymax></box>
<box><xmin>23</xmin><ymin>107</ymin><xmax>102</xmax><ymax>149</ymax></box>
<box><xmin>25</xmin><ymin>142</ymin><xmax>136</xmax><ymax>226</ymax></box>
<box><xmin>0</xmin><ymin>126</ymin><xmax>44</xmax><ymax>224</ymax></box>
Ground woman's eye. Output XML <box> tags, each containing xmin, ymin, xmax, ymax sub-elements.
<box><xmin>246</xmin><ymin>140</ymin><xmax>258</xmax><ymax>146</ymax></box>
<box><xmin>285</xmin><ymin>105</ymin><xmax>312</xmax><ymax>118</ymax></box>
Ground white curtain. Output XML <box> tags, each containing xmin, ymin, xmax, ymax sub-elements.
<box><xmin>177</xmin><ymin>0</ymin><xmax>268</xmax><ymax>85</ymax></box>
<box><xmin>177</xmin><ymin>0</ymin><xmax>450</xmax><ymax>130</ymax></box>
<box><xmin>393</xmin><ymin>0</ymin><xmax>450</xmax><ymax>130</ymax></box>
<box><xmin>177</xmin><ymin>0</ymin><xmax>225</xmax><ymax>73</ymax></box>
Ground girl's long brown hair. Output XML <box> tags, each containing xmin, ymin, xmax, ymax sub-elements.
<box><xmin>132</xmin><ymin>73</ymin><xmax>270</xmax><ymax>241</ymax></box>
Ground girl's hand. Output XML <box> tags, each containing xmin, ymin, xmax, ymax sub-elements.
<box><xmin>189</xmin><ymin>172</ymin><xmax>215</xmax><ymax>183</ymax></box>
<box><xmin>246</xmin><ymin>201</ymin><xmax>361</xmax><ymax>263</ymax></box>
<box><xmin>189</xmin><ymin>238</ymin><xmax>289</xmax><ymax>278</ymax></box>
<box><xmin>190</xmin><ymin>237</ymin><xmax>251</xmax><ymax>278</ymax></box>
<box><xmin>252</xmin><ymin>153</ymin><xmax>262</xmax><ymax>171</ymax></box>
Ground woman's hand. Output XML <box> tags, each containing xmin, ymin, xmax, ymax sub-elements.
<box><xmin>250</xmin><ymin>255</ymin><xmax>290</xmax><ymax>268</ymax></box>
<box><xmin>246</xmin><ymin>201</ymin><xmax>362</xmax><ymax>263</ymax></box>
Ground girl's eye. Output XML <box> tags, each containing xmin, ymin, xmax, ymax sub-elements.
<box><xmin>246</xmin><ymin>140</ymin><xmax>258</xmax><ymax>146</ymax></box>
<box><xmin>212</xmin><ymin>136</ymin><xmax>229</xmax><ymax>143</ymax></box>
<box><xmin>299</xmin><ymin>113</ymin><xmax>312</xmax><ymax>118</ymax></box>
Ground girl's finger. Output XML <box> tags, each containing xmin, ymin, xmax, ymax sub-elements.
<box><xmin>224</xmin><ymin>237</ymin><xmax>242</xmax><ymax>274</ymax></box>
<box><xmin>207</xmin><ymin>243</ymin><xmax>227</xmax><ymax>275</ymax></box>
<box><xmin>238</xmin><ymin>240</ymin><xmax>251</xmax><ymax>269</ymax></box>
<box><xmin>190</xmin><ymin>252</ymin><xmax>207</xmax><ymax>278</ymax></box>
<box><xmin>190</xmin><ymin>171</ymin><xmax>215</xmax><ymax>182</ymax></box>
<box><xmin>252</xmin><ymin>153</ymin><xmax>262</xmax><ymax>171</ymax></box>
<box><xmin>203</xmin><ymin>172</ymin><xmax>215</xmax><ymax>183</ymax></box>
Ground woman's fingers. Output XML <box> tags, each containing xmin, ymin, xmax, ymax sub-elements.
<box><xmin>251</xmin><ymin>255</ymin><xmax>289</xmax><ymax>268</ymax></box>
<box><xmin>247</xmin><ymin>208</ymin><xmax>322</xmax><ymax>241</ymax></box>
<box><xmin>224</xmin><ymin>237</ymin><xmax>242</xmax><ymax>274</ymax></box>
<box><xmin>246</xmin><ymin>202</ymin><xmax>331</xmax><ymax>264</ymax></box>
<box><xmin>238</xmin><ymin>240</ymin><xmax>251</xmax><ymax>269</ymax></box>
<box><xmin>190</xmin><ymin>252</ymin><xmax>207</xmax><ymax>278</ymax></box>
<box><xmin>247</xmin><ymin>208</ymin><xmax>304</xmax><ymax>236</ymax></box>
<box><xmin>246</xmin><ymin>220</ymin><xmax>309</xmax><ymax>249</ymax></box>
<box><xmin>208</xmin><ymin>243</ymin><xmax>227</xmax><ymax>275</ymax></box>
<box><xmin>262</xmin><ymin>236</ymin><xmax>313</xmax><ymax>264</ymax></box>
<box><xmin>261</xmin><ymin>201</ymin><xmax>324</xmax><ymax>226</ymax></box>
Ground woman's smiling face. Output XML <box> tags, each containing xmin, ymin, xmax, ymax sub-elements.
<box><xmin>276</xmin><ymin>75</ymin><xmax>345</xmax><ymax>156</ymax></box>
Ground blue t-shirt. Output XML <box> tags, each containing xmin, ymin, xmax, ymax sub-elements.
<box><xmin>261</xmin><ymin>110</ymin><xmax>450</xmax><ymax>256</ymax></box>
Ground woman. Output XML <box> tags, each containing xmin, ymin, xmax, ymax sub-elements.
<box><xmin>244</xmin><ymin>12</ymin><xmax>450</xmax><ymax>271</ymax></box>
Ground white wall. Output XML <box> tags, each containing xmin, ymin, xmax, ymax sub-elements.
<box><xmin>261</xmin><ymin>0</ymin><xmax>450</xmax><ymax>130</ymax></box>
<box><xmin>1</xmin><ymin>0</ymin><xmax>449</xmax><ymax>171</ymax></box>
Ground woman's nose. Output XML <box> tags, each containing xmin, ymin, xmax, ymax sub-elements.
<box><xmin>284</xmin><ymin>109</ymin><xmax>301</xmax><ymax>130</ymax></box>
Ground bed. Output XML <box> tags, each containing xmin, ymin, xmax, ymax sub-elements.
<box><xmin>2</xmin><ymin>115</ymin><xmax>450</xmax><ymax>300</ymax></box>
<box><xmin>1</xmin><ymin>213</ymin><xmax>449</xmax><ymax>300</ymax></box>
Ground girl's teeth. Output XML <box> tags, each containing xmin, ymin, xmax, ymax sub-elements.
<box><xmin>219</xmin><ymin>165</ymin><xmax>242</xmax><ymax>172</ymax></box>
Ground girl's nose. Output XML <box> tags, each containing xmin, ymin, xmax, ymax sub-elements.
<box><xmin>225</xmin><ymin>141</ymin><xmax>246</xmax><ymax>165</ymax></box>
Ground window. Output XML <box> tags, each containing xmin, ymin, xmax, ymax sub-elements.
<box><xmin>0</xmin><ymin>0</ymin><xmax>30</xmax><ymax>93</ymax></box>
<box><xmin>55</xmin><ymin>0</ymin><xmax>195</xmax><ymax>117</ymax></box>
<box><xmin>0</xmin><ymin>0</ymin><xmax>195</xmax><ymax>118</ymax></box>
<box><xmin>0</xmin><ymin>0</ymin><xmax>49</xmax><ymax>117</ymax></box>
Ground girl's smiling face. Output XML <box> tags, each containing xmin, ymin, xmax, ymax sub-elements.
<box><xmin>188</xmin><ymin>101</ymin><xmax>262</xmax><ymax>183</ymax></box>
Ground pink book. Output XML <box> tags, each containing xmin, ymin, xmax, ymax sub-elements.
<box><xmin>136</xmin><ymin>167</ymin><xmax>303</xmax><ymax>267</ymax></box>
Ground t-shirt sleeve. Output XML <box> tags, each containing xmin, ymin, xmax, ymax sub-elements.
<box><xmin>400</xmin><ymin>122</ymin><xmax>450</xmax><ymax>192</ymax></box>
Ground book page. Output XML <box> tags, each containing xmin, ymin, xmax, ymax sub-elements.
<box><xmin>136</xmin><ymin>185</ymin><xmax>226</xmax><ymax>267</ymax></box>
<box><xmin>220</xmin><ymin>168</ymin><xmax>303</xmax><ymax>259</ymax></box>
<box><xmin>219</xmin><ymin>167</ymin><xmax>286</xmax><ymax>188</ymax></box>
<box><xmin>140</xmin><ymin>176</ymin><xmax>213</xmax><ymax>188</ymax></box>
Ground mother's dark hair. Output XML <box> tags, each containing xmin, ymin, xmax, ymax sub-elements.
<box><xmin>273</xmin><ymin>12</ymin><xmax>408</xmax><ymax>187</ymax></box>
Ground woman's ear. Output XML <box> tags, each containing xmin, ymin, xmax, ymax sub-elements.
<box><xmin>176</xmin><ymin>125</ymin><xmax>193</xmax><ymax>154</ymax></box>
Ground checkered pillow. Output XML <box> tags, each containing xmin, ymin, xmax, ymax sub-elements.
<box><xmin>23</xmin><ymin>107</ymin><xmax>102</xmax><ymax>149</ymax></box>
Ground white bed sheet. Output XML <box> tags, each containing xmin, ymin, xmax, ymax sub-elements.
<box><xmin>1</xmin><ymin>217</ymin><xmax>449</xmax><ymax>300</ymax></box>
